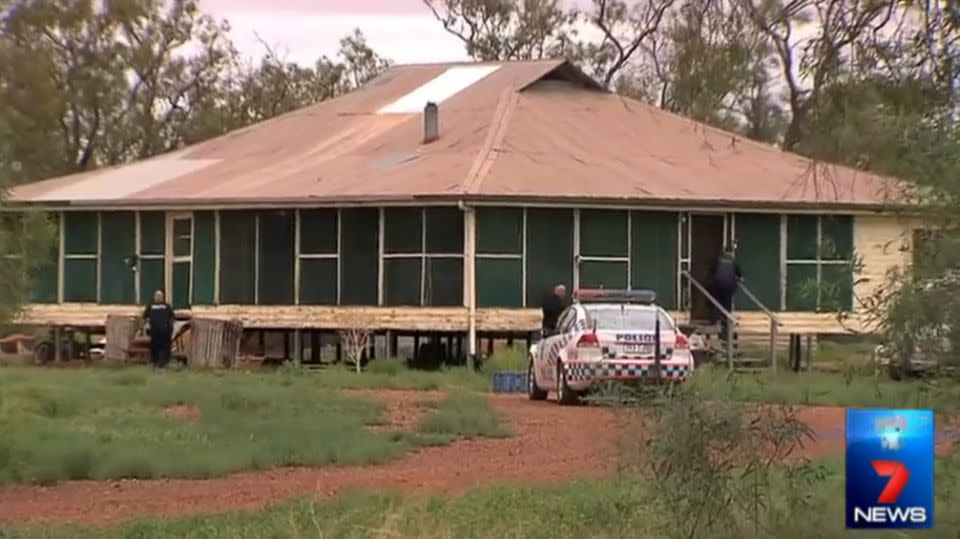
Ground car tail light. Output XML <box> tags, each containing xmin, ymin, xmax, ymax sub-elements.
<box><xmin>674</xmin><ymin>333</ymin><xmax>689</xmax><ymax>350</ymax></box>
<box><xmin>577</xmin><ymin>332</ymin><xmax>600</xmax><ymax>347</ymax></box>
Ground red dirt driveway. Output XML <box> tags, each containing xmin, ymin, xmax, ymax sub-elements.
<box><xmin>0</xmin><ymin>394</ymin><xmax>951</xmax><ymax>526</ymax></box>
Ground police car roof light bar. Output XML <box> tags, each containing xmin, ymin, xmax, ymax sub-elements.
<box><xmin>573</xmin><ymin>289</ymin><xmax>656</xmax><ymax>304</ymax></box>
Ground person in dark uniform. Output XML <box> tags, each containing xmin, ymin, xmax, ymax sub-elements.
<box><xmin>540</xmin><ymin>284</ymin><xmax>569</xmax><ymax>336</ymax></box>
<box><xmin>707</xmin><ymin>244</ymin><xmax>742</xmax><ymax>335</ymax></box>
<box><xmin>143</xmin><ymin>289</ymin><xmax>175</xmax><ymax>368</ymax></box>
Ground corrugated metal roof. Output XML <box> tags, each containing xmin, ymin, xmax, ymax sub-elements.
<box><xmin>7</xmin><ymin>58</ymin><xmax>902</xmax><ymax>209</ymax></box>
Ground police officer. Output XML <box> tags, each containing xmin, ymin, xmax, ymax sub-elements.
<box><xmin>707</xmin><ymin>244</ymin><xmax>742</xmax><ymax>334</ymax></box>
<box><xmin>142</xmin><ymin>289</ymin><xmax>175</xmax><ymax>368</ymax></box>
<box><xmin>540</xmin><ymin>284</ymin><xmax>569</xmax><ymax>336</ymax></box>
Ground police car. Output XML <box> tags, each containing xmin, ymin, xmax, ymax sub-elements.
<box><xmin>527</xmin><ymin>289</ymin><xmax>693</xmax><ymax>405</ymax></box>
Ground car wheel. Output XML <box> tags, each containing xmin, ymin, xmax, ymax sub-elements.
<box><xmin>556</xmin><ymin>362</ymin><xmax>580</xmax><ymax>406</ymax></box>
<box><xmin>527</xmin><ymin>358</ymin><xmax>548</xmax><ymax>401</ymax></box>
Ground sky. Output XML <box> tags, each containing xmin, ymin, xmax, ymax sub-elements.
<box><xmin>199</xmin><ymin>0</ymin><xmax>473</xmax><ymax>65</ymax></box>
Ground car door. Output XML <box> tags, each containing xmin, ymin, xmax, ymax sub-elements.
<box><xmin>539</xmin><ymin>306</ymin><xmax>578</xmax><ymax>385</ymax></box>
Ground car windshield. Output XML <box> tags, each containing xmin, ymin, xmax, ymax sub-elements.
<box><xmin>584</xmin><ymin>305</ymin><xmax>674</xmax><ymax>331</ymax></box>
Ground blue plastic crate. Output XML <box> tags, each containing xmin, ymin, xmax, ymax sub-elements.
<box><xmin>492</xmin><ymin>371</ymin><xmax>528</xmax><ymax>393</ymax></box>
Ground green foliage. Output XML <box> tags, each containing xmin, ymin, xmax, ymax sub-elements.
<box><xmin>416</xmin><ymin>392</ymin><xmax>510</xmax><ymax>439</ymax></box>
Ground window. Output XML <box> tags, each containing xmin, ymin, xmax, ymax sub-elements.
<box><xmin>475</xmin><ymin>207</ymin><xmax>524</xmax><ymax>307</ymax></box>
<box><xmin>584</xmin><ymin>305</ymin><xmax>674</xmax><ymax>331</ymax></box>
<box><xmin>382</xmin><ymin>207</ymin><xmax>463</xmax><ymax>306</ymax></box>
<box><xmin>138</xmin><ymin>212</ymin><xmax>166</xmax><ymax>304</ymax></box>
<box><xmin>99</xmin><ymin>212</ymin><xmax>136</xmax><ymax>304</ymax></box>
<box><xmin>298</xmin><ymin>209</ymin><xmax>339</xmax><ymax>305</ymax></box>
<box><xmin>526</xmin><ymin>208</ymin><xmax>573</xmax><ymax>307</ymax></box>
<box><xmin>784</xmin><ymin>215</ymin><xmax>854</xmax><ymax>311</ymax></box>
<box><xmin>63</xmin><ymin>212</ymin><xmax>99</xmax><ymax>302</ymax></box>
<box><xmin>579</xmin><ymin>209</ymin><xmax>629</xmax><ymax>290</ymax></box>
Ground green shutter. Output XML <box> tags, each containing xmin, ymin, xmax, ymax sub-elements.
<box><xmin>192</xmin><ymin>211</ymin><xmax>216</xmax><ymax>305</ymax></box>
<box><xmin>476</xmin><ymin>258</ymin><xmax>523</xmax><ymax>307</ymax></box>
<box><xmin>476</xmin><ymin>207</ymin><xmax>522</xmax><ymax>254</ymax></box>
<box><xmin>384</xmin><ymin>258</ymin><xmax>422</xmax><ymax>306</ymax></box>
<box><xmin>299</xmin><ymin>258</ymin><xmax>338</xmax><ymax>305</ymax></box>
<box><xmin>63</xmin><ymin>212</ymin><xmax>98</xmax><ymax>255</ymax></box>
<box><xmin>258</xmin><ymin>210</ymin><xmax>295</xmax><ymax>305</ymax></box>
<box><xmin>218</xmin><ymin>211</ymin><xmax>257</xmax><ymax>304</ymax></box>
<box><xmin>340</xmin><ymin>208</ymin><xmax>379</xmax><ymax>305</ymax></box>
<box><xmin>63</xmin><ymin>259</ymin><xmax>97</xmax><ymax>302</ymax></box>
<box><xmin>580</xmin><ymin>209</ymin><xmax>628</xmax><ymax>257</ymax></box>
<box><xmin>525</xmin><ymin>208</ymin><xmax>573</xmax><ymax>307</ymax></box>
<box><xmin>299</xmin><ymin>209</ymin><xmax>338</xmax><ymax>255</ymax></box>
<box><xmin>139</xmin><ymin>258</ymin><xmax>165</xmax><ymax>305</ymax></box>
<box><xmin>384</xmin><ymin>208</ymin><xmax>422</xmax><ymax>254</ymax></box>
<box><xmin>786</xmin><ymin>215</ymin><xmax>818</xmax><ymax>260</ymax></box>
<box><xmin>139</xmin><ymin>212</ymin><xmax>165</xmax><ymax>255</ymax></box>
<box><xmin>99</xmin><ymin>212</ymin><xmax>136</xmax><ymax>304</ymax></box>
<box><xmin>630</xmin><ymin>211</ymin><xmax>678</xmax><ymax>309</ymax></box>
<box><xmin>425</xmin><ymin>207</ymin><xmax>463</xmax><ymax>254</ymax></box>
<box><xmin>171</xmin><ymin>261</ymin><xmax>191</xmax><ymax>310</ymax></box>
<box><xmin>733</xmin><ymin>213</ymin><xmax>782</xmax><ymax>311</ymax></box>
<box><xmin>580</xmin><ymin>260</ymin><xmax>628</xmax><ymax>289</ymax></box>
<box><xmin>425</xmin><ymin>256</ymin><xmax>463</xmax><ymax>306</ymax></box>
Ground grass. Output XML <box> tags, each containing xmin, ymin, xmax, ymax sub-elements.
<box><xmin>417</xmin><ymin>392</ymin><xmax>511</xmax><ymax>439</ymax></box>
<box><xmin>8</xmin><ymin>457</ymin><xmax>959</xmax><ymax>539</ymax></box>
<box><xmin>0</xmin><ymin>365</ymin><xmax>507</xmax><ymax>485</ymax></box>
<box><xmin>692</xmin><ymin>364</ymin><xmax>960</xmax><ymax>411</ymax></box>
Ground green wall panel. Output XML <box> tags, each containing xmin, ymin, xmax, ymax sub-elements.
<box><xmin>171</xmin><ymin>261</ymin><xmax>191</xmax><ymax>310</ymax></box>
<box><xmin>63</xmin><ymin>258</ymin><xmax>97</xmax><ymax>302</ymax></box>
<box><xmin>64</xmin><ymin>212</ymin><xmax>98</xmax><ymax>255</ymax></box>
<box><xmin>525</xmin><ymin>208</ymin><xmax>573</xmax><ymax>307</ymax></box>
<box><xmin>30</xmin><ymin>213</ymin><xmax>59</xmax><ymax>303</ymax></box>
<box><xmin>299</xmin><ymin>258</ymin><xmax>338</xmax><ymax>305</ymax></box>
<box><xmin>580</xmin><ymin>260</ymin><xmax>628</xmax><ymax>289</ymax></box>
<box><xmin>384</xmin><ymin>208</ymin><xmax>422</xmax><ymax>254</ymax></box>
<box><xmin>258</xmin><ymin>210</ymin><xmax>295</xmax><ymax>305</ymax></box>
<box><xmin>630</xmin><ymin>211</ymin><xmax>678</xmax><ymax>309</ymax></box>
<box><xmin>786</xmin><ymin>215</ymin><xmax>818</xmax><ymax>260</ymax></box>
<box><xmin>580</xmin><ymin>209</ymin><xmax>628</xmax><ymax>257</ymax></box>
<box><xmin>139</xmin><ymin>211</ymin><xmax>165</xmax><ymax>255</ymax></box>
<box><xmin>733</xmin><ymin>213</ymin><xmax>782</xmax><ymax>311</ymax></box>
<box><xmin>139</xmin><ymin>259</ymin><xmax>165</xmax><ymax>305</ymax></box>
<box><xmin>192</xmin><ymin>211</ymin><xmax>216</xmax><ymax>306</ymax></box>
<box><xmin>476</xmin><ymin>207</ymin><xmax>522</xmax><ymax>254</ymax></box>
<box><xmin>425</xmin><ymin>207</ymin><xmax>463</xmax><ymax>254</ymax></box>
<box><xmin>219</xmin><ymin>211</ymin><xmax>256</xmax><ymax>304</ymax></box>
<box><xmin>425</xmin><ymin>256</ymin><xmax>463</xmax><ymax>306</ymax></box>
<box><xmin>99</xmin><ymin>212</ymin><xmax>136</xmax><ymax>304</ymax></box>
<box><xmin>785</xmin><ymin>263</ymin><xmax>818</xmax><ymax>311</ymax></box>
<box><xmin>384</xmin><ymin>258</ymin><xmax>422</xmax><ymax>306</ymax></box>
<box><xmin>340</xmin><ymin>208</ymin><xmax>379</xmax><ymax>305</ymax></box>
<box><xmin>299</xmin><ymin>209</ymin><xmax>338</xmax><ymax>255</ymax></box>
<box><xmin>476</xmin><ymin>257</ymin><xmax>523</xmax><ymax>307</ymax></box>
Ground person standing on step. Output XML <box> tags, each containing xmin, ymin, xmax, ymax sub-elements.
<box><xmin>707</xmin><ymin>244</ymin><xmax>742</xmax><ymax>338</ymax></box>
<box><xmin>143</xmin><ymin>289</ymin><xmax>175</xmax><ymax>369</ymax></box>
<box><xmin>540</xmin><ymin>284</ymin><xmax>569</xmax><ymax>337</ymax></box>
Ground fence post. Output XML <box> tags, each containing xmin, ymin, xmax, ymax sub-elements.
<box><xmin>726</xmin><ymin>321</ymin><xmax>734</xmax><ymax>369</ymax></box>
<box><xmin>769</xmin><ymin>318</ymin><xmax>778</xmax><ymax>373</ymax></box>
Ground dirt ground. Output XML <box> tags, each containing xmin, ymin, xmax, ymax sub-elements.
<box><xmin>0</xmin><ymin>393</ymin><xmax>954</xmax><ymax>526</ymax></box>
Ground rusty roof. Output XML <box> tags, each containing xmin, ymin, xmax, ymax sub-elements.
<box><xmin>7</xmin><ymin>58</ymin><xmax>903</xmax><ymax>210</ymax></box>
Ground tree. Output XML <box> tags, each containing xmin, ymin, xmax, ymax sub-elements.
<box><xmin>338</xmin><ymin>312</ymin><xmax>374</xmax><ymax>373</ymax></box>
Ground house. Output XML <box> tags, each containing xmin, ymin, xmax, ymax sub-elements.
<box><xmin>4</xmin><ymin>59</ymin><xmax>917</xmax><ymax>363</ymax></box>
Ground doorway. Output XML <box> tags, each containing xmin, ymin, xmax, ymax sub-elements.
<box><xmin>165</xmin><ymin>212</ymin><xmax>194</xmax><ymax>310</ymax></box>
<box><xmin>688</xmin><ymin>214</ymin><xmax>726</xmax><ymax>322</ymax></box>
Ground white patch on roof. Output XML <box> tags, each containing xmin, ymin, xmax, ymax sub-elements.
<box><xmin>377</xmin><ymin>65</ymin><xmax>501</xmax><ymax>114</ymax></box>
<box><xmin>32</xmin><ymin>158</ymin><xmax>220</xmax><ymax>202</ymax></box>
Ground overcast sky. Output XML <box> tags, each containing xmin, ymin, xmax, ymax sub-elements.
<box><xmin>199</xmin><ymin>0</ymin><xmax>472</xmax><ymax>65</ymax></box>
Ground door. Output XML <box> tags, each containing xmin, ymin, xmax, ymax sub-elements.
<box><xmin>166</xmin><ymin>213</ymin><xmax>194</xmax><ymax>310</ymax></box>
<box><xmin>689</xmin><ymin>214</ymin><xmax>726</xmax><ymax>322</ymax></box>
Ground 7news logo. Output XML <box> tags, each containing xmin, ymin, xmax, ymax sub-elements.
<box><xmin>846</xmin><ymin>409</ymin><xmax>935</xmax><ymax>529</ymax></box>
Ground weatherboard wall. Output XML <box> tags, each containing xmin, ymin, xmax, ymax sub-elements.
<box><xmin>12</xmin><ymin>207</ymin><xmax>912</xmax><ymax>332</ymax></box>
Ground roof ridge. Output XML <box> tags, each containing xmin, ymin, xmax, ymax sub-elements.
<box><xmin>461</xmin><ymin>87</ymin><xmax>520</xmax><ymax>195</ymax></box>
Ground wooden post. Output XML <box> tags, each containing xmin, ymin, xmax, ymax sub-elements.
<box><xmin>804</xmin><ymin>334</ymin><xmax>813</xmax><ymax>371</ymax></box>
<box><xmin>769</xmin><ymin>319</ymin><xmax>778</xmax><ymax>373</ymax></box>
<box><xmin>311</xmin><ymin>331</ymin><xmax>320</xmax><ymax>363</ymax></box>
<box><xmin>293</xmin><ymin>329</ymin><xmax>302</xmax><ymax>364</ymax></box>
<box><xmin>53</xmin><ymin>326</ymin><xmax>62</xmax><ymax>363</ymax></box>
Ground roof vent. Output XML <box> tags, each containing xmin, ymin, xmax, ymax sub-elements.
<box><xmin>423</xmin><ymin>102</ymin><xmax>439</xmax><ymax>144</ymax></box>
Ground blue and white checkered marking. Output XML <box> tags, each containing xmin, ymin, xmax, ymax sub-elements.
<box><xmin>565</xmin><ymin>361</ymin><xmax>690</xmax><ymax>382</ymax></box>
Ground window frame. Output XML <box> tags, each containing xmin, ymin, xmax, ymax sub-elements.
<box><xmin>783</xmin><ymin>214</ymin><xmax>853</xmax><ymax>311</ymax></box>
<box><xmin>381</xmin><ymin>207</ymin><xmax>464</xmax><ymax>306</ymax></box>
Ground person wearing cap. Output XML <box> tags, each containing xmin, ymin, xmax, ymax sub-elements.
<box><xmin>540</xmin><ymin>283</ymin><xmax>569</xmax><ymax>336</ymax></box>
<box><xmin>707</xmin><ymin>244</ymin><xmax>742</xmax><ymax>335</ymax></box>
